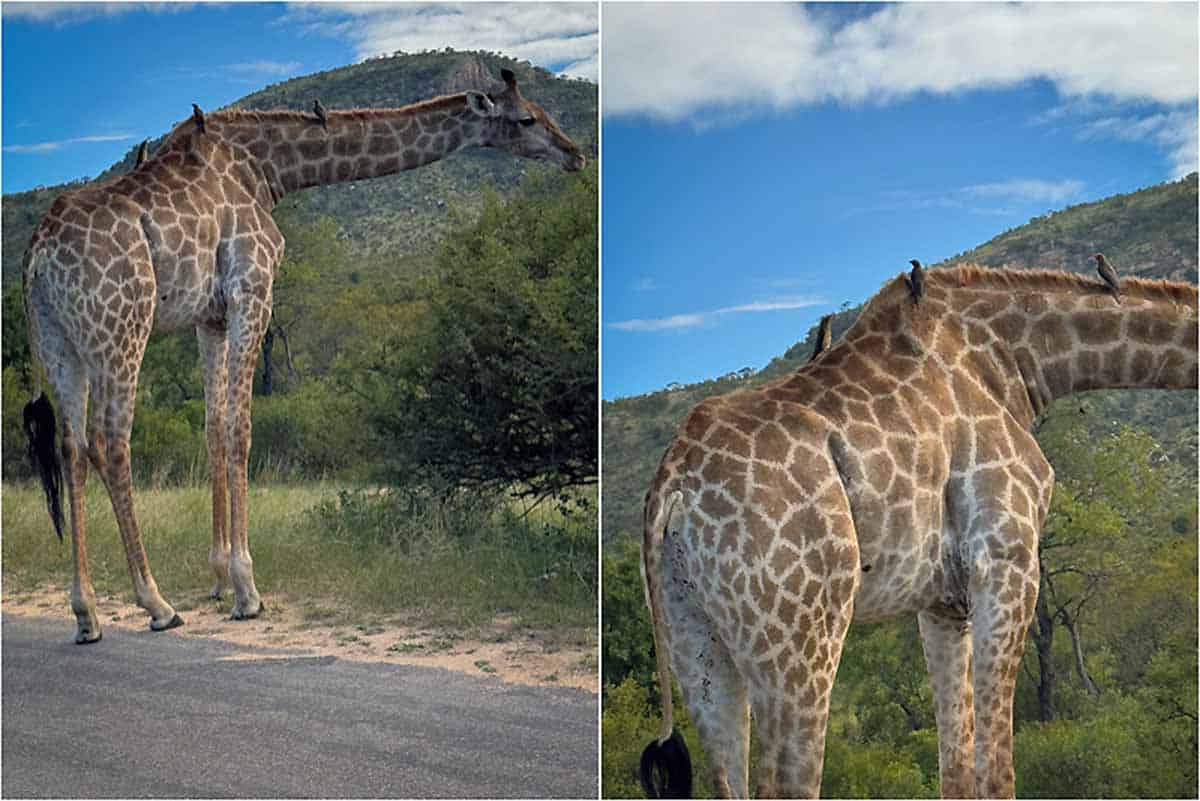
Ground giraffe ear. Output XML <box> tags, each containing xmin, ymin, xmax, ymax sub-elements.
<box><xmin>465</xmin><ymin>91</ymin><xmax>499</xmax><ymax>118</ymax></box>
<box><xmin>500</xmin><ymin>68</ymin><xmax>517</xmax><ymax>88</ymax></box>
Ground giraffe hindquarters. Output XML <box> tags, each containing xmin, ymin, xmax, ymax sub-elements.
<box><xmin>660</xmin><ymin>537</ymin><xmax>751</xmax><ymax>799</ymax></box>
<box><xmin>25</xmin><ymin>295</ymin><xmax>103</xmax><ymax>643</ymax></box>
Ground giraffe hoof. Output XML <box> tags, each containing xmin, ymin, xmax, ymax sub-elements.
<box><xmin>230</xmin><ymin>602</ymin><xmax>263</xmax><ymax>621</ymax></box>
<box><xmin>151</xmin><ymin>614</ymin><xmax>185</xmax><ymax>632</ymax></box>
<box><xmin>74</xmin><ymin>630</ymin><xmax>102</xmax><ymax>645</ymax></box>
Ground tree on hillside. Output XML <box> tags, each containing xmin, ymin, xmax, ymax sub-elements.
<box><xmin>346</xmin><ymin>165</ymin><xmax>598</xmax><ymax>501</ymax></box>
<box><xmin>1026</xmin><ymin>420</ymin><xmax>1170</xmax><ymax>721</ymax></box>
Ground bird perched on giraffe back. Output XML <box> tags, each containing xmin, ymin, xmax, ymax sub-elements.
<box><xmin>313</xmin><ymin>99</ymin><xmax>328</xmax><ymax>130</ymax></box>
<box><xmin>1094</xmin><ymin>253</ymin><xmax>1121</xmax><ymax>303</ymax></box>
<box><xmin>191</xmin><ymin>103</ymin><xmax>206</xmax><ymax>134</ymax></box>
<box><xmin>811</xmin><ymin>314</ymin><xmax>833</xmax><ymax>361</ymax></box>
<box><xmin>135</xmin><ymin>139</ymin><xmax>149</xmax><ymax>168</ymax></box>
<box><xmin>905</xmin><ymin>259</ymin><xmax>925</xmax><ymax>305</ymax></box>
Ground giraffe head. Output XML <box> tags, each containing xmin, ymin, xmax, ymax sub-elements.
<box><xmin>465</xmin><ymin>68</ymin><xmax>586</xmax><ymax>172</ymax></box>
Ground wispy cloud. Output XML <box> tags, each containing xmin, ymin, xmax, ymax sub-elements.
<box><xmin>1078</xmin><ymin>110</ymin><xmax>1198</xmax><ymax>179</ymax></box>
<box><xmin>633</xmin><ymin>277</ymin><xmax>660</xmax><ymax>292</ymax></box>
<box><xmin>2</xmin><ymin>2</ymin><xmax>193</xmax><ymax>25</ymax></box>
<box><xmin>611</xmin><ymin>295</ymin><xmax>824</xmax><ymax>332</ymax></box>
<box><xmin>282</xmin><ymin>3</ymin><xmax>598</xmax><ymax>82</ymax></box>
<box><xmin>226</xmin><ymin>60</ymin><xmax>304</xmax><ymax>78</ymax></box>
<box><xmin>605</xmin><ymin>4</ymin><xmax>1196</xmax><ymax>121</ymax></box>
<box><xmin>845</xmin><ymin>177</ymin><xmax>1087</xmax><ymax>219</ymax></box>
<box><xmin>961</xmin><ymin>179</ymin><xmax>1087</xmax><ymax>205</ymax></box>
<box><xmin>3</xmin><ymin>134</ymin><xmax>134</xmax><ymax>154</ymax></box>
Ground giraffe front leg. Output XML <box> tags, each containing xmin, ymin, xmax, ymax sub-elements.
<box><xmin>224</xmin><ymin>296</ymin><xmax>269</xmax><ymax>621</ymax></box>
<box><xmin>919</xmin><ymin>609</ymin><xmax>976</xmax><ymax>797</ymax></box>
<box><xmin>969</xmin><ymin>543</ymin><xmax>1039</xmax><ymax>798</ymax></box>
<box><xmin>198</xmin><ymin>324</ymin><xmax>231</xmax><ymax>600</ymax></box>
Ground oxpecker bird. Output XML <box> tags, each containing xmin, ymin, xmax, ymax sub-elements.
<box><xmin>191</xmin><ymin>103</ymin><xmax>206</xmax><ymax>134</ymax></box>
<box><xmin>313</xmin><ymin>98</ymin><xmax>328</xmax><ymax>130</ymax></box>
<box><xmin>906</xmin><ymin>258</ymin><xmax>925</xmax><ymax>305</ymax></box>
<box><xmin>135</xmin><ymin>139</ymin><xmax>149</xmax><ymax>167</ymax></box>
<box><xmin>811</xmin><ymin>314</ymin><xmax>833</xmax><ymax>361</ymax></box>
<box><xmin>1094</xmin><ymin>253</ymin><xmax>1121</xmax><ymax>301</ymax></box>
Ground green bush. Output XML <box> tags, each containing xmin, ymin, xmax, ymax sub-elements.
<box><xmin>249</xmin><ymin>379</ymin><xmax>367</xmax><ymax>481</ymax></box>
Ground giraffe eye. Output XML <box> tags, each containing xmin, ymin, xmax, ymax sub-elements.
<box><xmin>518</xmin><ymin>117</ymin><xmax>536</xmax><ymax>127</ymax></box>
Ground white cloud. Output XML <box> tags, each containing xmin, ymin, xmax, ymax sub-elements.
<box><xmin>611</xmin><ymin>295</ymin><xmax>824</xmax><ymax>332</ymax></box>
<box><xmin>3</xmin><ymin>134</ymin><xmax>134</xmax><ymax>154</ymax></box>
<box><xmin>603</xmin><ymin>3</ymin><xmax>1197</xmax><ymax>119</ymax></box>
<box><xmin>283</xmin><ymin>3</ymin><xmax>598</xmax><ymax>81</ymax></box>
<box><xmin>2</xmin><ymin>2</ymin><xmax>192</xmax><ymax>24</ymax></box>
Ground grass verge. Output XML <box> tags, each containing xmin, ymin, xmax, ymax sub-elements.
<box><xmin>2</xmin><ymin>480</ymin><xmax>596</xmax><ymax>633</ymax></box>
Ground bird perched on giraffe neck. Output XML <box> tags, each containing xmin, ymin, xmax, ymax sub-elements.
<box><xmin>191</xmin><ymin>103</ymin><xmax>206</xmax><ymax>134</ymax></box>
<box><xmin>905</xmin><ymin>258</ymin><xmax>925</xmax><ymax>305</ymax></box>
<box><xmin>135</xmin><ymin>139</ymin><xmax>149</xmax><ymax>167</ymax></box>
<box><xmin>313</xmin><ymin>99</ymin><xmax>328</xmax><ymax>130</ymax></box>
<box><xmin>811</xmin><ymin>314</ymin><xmax>833</xmax><ymax>361</ymax></box>
<box><xmin>1094</xmin><ymin>253</ymin><xmax>1121</xmax><ymax>302</ymax></box>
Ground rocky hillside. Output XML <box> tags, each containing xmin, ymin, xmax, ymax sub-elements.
<box><xmin>602</xmin><ymin>173</ymin><xmax>1199</xmax><ymax>544</ymax></box>
<box><xmin>2</xmin><ymin>49</ymin><xmax>597</xmax><ymax>282</ymax></box>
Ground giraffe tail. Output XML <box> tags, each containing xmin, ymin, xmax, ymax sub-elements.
<box><xmin>23</xmin><ymin>393</ymin><xmax>64</xmax><ymax>541</ymax></box>
<box><xmin>21</xmin><ymin>248</ymin><xmax>64</xmax><ymax>540</ymax></box>
<box><xmin>639</xmin><ymin>488</ymin><xmax>693</xmax><ymax>798</ymax></box>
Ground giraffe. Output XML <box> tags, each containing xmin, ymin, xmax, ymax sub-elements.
<box><xmin>21</xmin><ymin>68</ymin><xmax>585</xmax><ymax>644</ymax></box>
<box><xmin>639</xmin><ymin>264</ymin><xmax>1198</xmax><ymax>799</ymax></box>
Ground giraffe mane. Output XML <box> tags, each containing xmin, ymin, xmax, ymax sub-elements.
<box><xmin>864</xmin><ymin>262</ymin><xmax>1195</xmax><ymax>312</ymax></box>
<box><xmin>931</xmin><ymin>262</ymin><xmax>1198</xmax><ymax>305</ymax></box>
<box><xmin>158</xmin><ymin>94</ymin><xmax>475</xmax><ymax>146</ymax></box>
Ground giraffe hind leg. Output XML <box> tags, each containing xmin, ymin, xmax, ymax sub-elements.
<box><xmin>661</xmin><ymin>528</ymin><xmax>751</xmax><ymax>799</ymax></box>
<box><xmin>89</xmin><ymin>373</ymin><xmax>181</xmax><ymax>632</ymax></box>
<box><xmin>27</xmin><ymin>301</ymin><xmax>103</xmax><ymax>643</ymax></box>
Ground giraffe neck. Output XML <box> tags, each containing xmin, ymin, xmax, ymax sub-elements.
<box><xmin>1015</xmin><ymin>292</ymin><xmax>1198</xmax><ymax>407</ymax></box>
<box><xmin>930</xmin><ymin>268</ymin><xmax>1198</xmax><ymax>423</ymax></box>
<box><xmin>176</xmin><ymin>96</ymin><xmax>491</xmax><ymax>204</ymax></box>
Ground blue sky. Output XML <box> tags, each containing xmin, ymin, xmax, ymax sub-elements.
<box><xmin>1</xmin><ymin>2</ymin><xmax>597</xmax><ymax>193</ymax></box>
<box><xmin>602</xmin><ymin>2</ymin><xmax>1198</xmax><ymax>399</ymax></box>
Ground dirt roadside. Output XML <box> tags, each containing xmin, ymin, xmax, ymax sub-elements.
<box><xmin>2</xmin><ymin>583</ymin><xmax>597</xmax><ymax>693</ymax></box>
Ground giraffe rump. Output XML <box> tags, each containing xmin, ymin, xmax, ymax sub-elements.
<box><xmin>23</xmin><ymin>393</ymin><xmax>64</xmax><ymax>540</ymax></box>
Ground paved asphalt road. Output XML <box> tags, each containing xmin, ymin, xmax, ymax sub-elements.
<box><xmin>2</xmin><ymin>614</ymin><xmax>597</xmax><ymax>798</ymax></box>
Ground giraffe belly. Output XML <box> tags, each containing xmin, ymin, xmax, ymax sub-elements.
<box><xmin>848</xmin><ymin>522</ymin><xmax>957</xmax><ymax>624</ymax></box>
<box><xmin>151</xmin><ymin>264</ymin><xmax>219</xmax><ymax>332</ymax></box>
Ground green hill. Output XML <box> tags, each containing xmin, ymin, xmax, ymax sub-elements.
<box><xmin>1</xmin><ymin>49</ymin><xmax>597</xmax><ymax>282</ymax></box>
<box><xmin>602</xmin><ymin>173</ymin><xmax>1199</xmax><ymax>544</ymax></box>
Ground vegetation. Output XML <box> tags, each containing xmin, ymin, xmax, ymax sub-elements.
<box><xmin>3</xmin><ymin>481</ymin><xmax>595</xmax><ymax>630</ymax></box>
<box><xmin>601</xmin><ymin>174</ymin><xmax>1197</xmax><ymax>797</ymax></box>
<box><xmin>344</xmin><ymin>168</ymin><xmax>598</xmax><ymax>502</ymax></box>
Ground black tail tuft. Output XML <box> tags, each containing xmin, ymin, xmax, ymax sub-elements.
<box><xmin>23</xmin><ymin>393</ymin><xmax>63</xmax><ymax>540</ymax></box>
<box><xmin>640</xmin><ymin>730</ymin><xmax>693</xmax><ymax>799</ymax></box>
